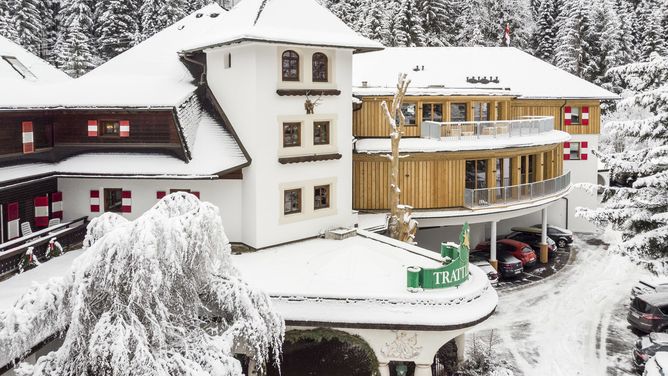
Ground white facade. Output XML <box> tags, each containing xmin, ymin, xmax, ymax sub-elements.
<box><xmin>206</xmin><ymin>43</ymin><xmax>356</xmax><ymax>249</ymax></box>
<box><xmin>58</xmin><ymin>178</ymin><xmax>244</xmax><ymax>241</ymax></box>
<box><xmin>563</xmin><ymin>134</ymin><xmax>600</xmax><ymax>232</ymax></box>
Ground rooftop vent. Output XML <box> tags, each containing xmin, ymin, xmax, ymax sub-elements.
<box><xmin>195</xmin><ymin>13</ymin><xmax>203</xmax><ymax>18</ymax></box>
<box><xmin>466</xmin><ymin>76</ymin><xmax>500</xmax><ymax>84</ymax></box>
<box><xmin>178</xmin><ymin>24</ymin><xmax>185</xmax><ymax>30</ymax></box>
<box><xmin>210</xmin><ymin>12</ymin><xmax>220</xmax><ymax>18</ymax></box>
<box><xmin>325</xmin><ymin>228</ymin><xmax>357</xmax><ymax>241</ymax></box>
<box><xmin>362</xmin><ymin>81</ymin><xmax>368</xmax><ymax>88</ymax></box>
<box><xmin>412</xmin><ymin>65</ymin><xmax>425</xmax><ymax>72</ymax></box>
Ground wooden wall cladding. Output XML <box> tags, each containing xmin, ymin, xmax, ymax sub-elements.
<box><xmin>0</xmin><ymin>114</ymin><xmax>53</xmax><ymax>155</ymax></box>
<box><xmin>510</xmin><ymin>99</ymin><xmax>600</xmax><ymax>134</ymax></box>
<box><xmin>0</xmin><ymin>178</ymin><xmax>57</xmax><ymax>242</ymax></box>
<box><xmin>353</xmin><ymin>143</ymin><xmax>564</xmax><ymax>211</ymax></box>
<box><xmin>54</xmin><ymin>111</ymin><xmax>181</xmax><ymax>144</ymax></box>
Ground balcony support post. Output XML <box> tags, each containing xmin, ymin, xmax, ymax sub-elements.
<box><xmin>490</xmin><ymin>221</ymin><xmax>498</xmax><ymax>270</ymax></box>
<box><xmin>540</xmin><ymin>208</ymin><xmax>549</xmax><ymax>264</ymax></box>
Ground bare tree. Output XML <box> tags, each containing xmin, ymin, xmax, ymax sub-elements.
<box><xmin>381</xmin><ymin>73</ymin><xmax>418</xmax><ymax>243</ymax></box>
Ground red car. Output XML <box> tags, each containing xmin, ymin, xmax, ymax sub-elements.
<box><xmin>475</xmin><ymin>239</ymin><xmax>537</xmax><ymax>268</ymax></box>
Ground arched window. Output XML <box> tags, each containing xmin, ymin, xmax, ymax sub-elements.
<box><xmin>312</xmin><ymin>52</ymin><xmax>328</xmax><ymax>82</ymax></box>
<box><xmin>281</xmin><ymin>50</ymin><xmax>300</xmax><ymax>81</ymax></box>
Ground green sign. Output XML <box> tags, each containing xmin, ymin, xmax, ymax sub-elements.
<box><xmin>406</xmin><ymin>223</ymin><xmax>470</xmax><ymax>290</ymax></box>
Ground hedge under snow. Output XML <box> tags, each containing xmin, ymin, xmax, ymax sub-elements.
<box><xmin>0</xmin><ymin>192</ymin><xmax>284</xmax><ymax>375</ymax></box>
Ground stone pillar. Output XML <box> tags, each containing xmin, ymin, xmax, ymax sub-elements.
<box><xmin>540</xmin><ymin>208</ymin><xmax>549</xmax><ymax>264</ymax></box>
<box><xmin>378</xmin><ymin>362</ymin><xmax>390</xmax><ymax>376</ymax></box>
<box><xmin>414</xmin><ymin>364</ymin><xmax>432</xmax><ymax>376</ymax></box>
<box><xmin>489</xmin><ymin>221</ymin><xmax>498</xmax><ymax>270</ymax></box>
<box><xmin>455</xmin><ymin>333</ymin><xmax>466</xmax><ymax>362</ymax></box>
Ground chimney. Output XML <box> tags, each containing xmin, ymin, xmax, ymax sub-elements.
<box><xmin>362</xmin><ymin>81</ymin><xmax>368</xmax><ymax>88</ymax></box>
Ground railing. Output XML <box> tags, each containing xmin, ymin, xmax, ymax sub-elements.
<box><xmin>421</xmin><ymin>116</ymin><xmax>554</xmax><ymax>141</ymax></box>
<box><xmin>0</xmin><ymin>216</ymin><xmax>88</xmax><ymax>278</ymax></box>
<box><xmin>464</xmin><ymin>171</ymin><xmax>571</xmax><ymax>209</ymax></box>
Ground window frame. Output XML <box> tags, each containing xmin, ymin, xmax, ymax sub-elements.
<box><xmin>283</xmin><ymin>188</ymin><xmax>302</xmax><ymax>215</ymax></box>
<box><xmin>2</xmin><ymin>55</ymin><xmax>36</xmax><ymax>79</ymax></box>
<box><xmin>313</xmin><ymin>121</ymin><xmax>330</xmax><ymax>145</ymax></box>
<box><xmin>422</xmin><ymin>103</ymin><xmax>444</xmax><ymax>122</ymax></box>
<box><xmin>450</xmin><ymin>102</ymin><xmax>468</xmax><ymax>123</ymax></box>
<box><xmin>312</xmin><ymin>52</ymin><xmax>328</xmax><ymax>83</ymax></box>
<box><xmin>103</xmin><ymin>188</ymin><xmax>123</xmax><ymax>213</ymax></box>
<box><xmin>313</xmin><ymin>185</ymin><xmax>330</xmax><ymax>210</ymax></box>
<box><xmin>282</xmin><ymin>122</ymin><xmax>301</xmax><ymax>148</ymax></box>
<box><xmin>99</xmin><ymin>120</ymin><xmax>121</xmax><ymax>137</ymax></box>
<box><xmin>401</xmin><ymin>103</ymin><xmax>417</xmax><ymax>126</ymax></box>
<box><xmin>569</xmin><ymin>142</ymin><xmax>581</xmax><ymax>160</ymax></box>
<box><xmin>281</xmin><ymin>50</ymin><xmax>300</xmax><ymax>82</ymax></box>
<box><xmin>570</xmin><ymin>107</ymin><xmax>581</xmax><ymax>125</ymax></box>
<box><xmin>473</xmin><ymin>102</ymin><xmax>490</xmax><ymax>122</ymax></box>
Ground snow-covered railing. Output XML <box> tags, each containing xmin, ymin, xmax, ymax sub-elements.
<box><xmin>421</xmin><ymin>116</ymin><xmax>554</xmax><ymax>141</ymax></box>
<box><xmin>464</xmin><ymin>171</ymin><xmax>571</xmax><ymax>209</ymax></box>
<box><xmin>0</xmin><ymin>216</ymin><xmax>87</xmax><ymax>278</ymax></box>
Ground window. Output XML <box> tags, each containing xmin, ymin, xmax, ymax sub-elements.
<box><xmin>450</xmin><ymin>103</ymin><xmax>467</xmax><ymax>122</ymax></box>
<box><xmin>104</xmin><ymin>188</ymin><xmax>123</xmax><ymax>213</ymax></box>
<box><xmin>570</xmin><ymin>142</ymin><xmax>581</xmax><ymax>160</ymax></box>
<box><xmin>520</xmin><ymin>155</ymin><xmax>536</xmax><ymax>183</ymax></box>
<box><xmin>100</xmin><ymin>120</ymin><xmax>120</xmax><ymax>136</ymax></box>
<box><xmin>401</xmin><ymin>103</ymin><xmax>416</xmax><ymax>125</ymax></box>
<box><xmin>312</xmin><ymin>53</ymin><xmax>328</xmax><ymax>82</ymax></box>
<box><xmin>496</xmin><ymin>158</ymin><xmax>511</xmax><ymax>188</ymax></box>
<box><xmin>284</xmin><ymin>189</ymin><xmax>301</xmax><ymax>215</ymax></box>
<box><xmin>282</xmin><ymin>50</ymin><xmax>300</xmax><ymax>81</ymax></box>
<box><xmin>314</xmin><ymin>185</ymin><xmax>330</xmax><ymax>210</ymax></box>
<box><xmin>283</xmin><ymin>122</ymin><xmax>301</xmax><ymax>147</ymax></box>
<box><xmin>473</xmin><ymin>102</ymin><xmax>490</xmax><ymax>122</ymax></box>
<box><xmin>422</xmin><ymin>103</ymin><xmax>443</xmax><ymax>122</ymax></box>
<box><xmin>313</xmin><ymin>121</ymin><xmax>330</xmax><ymax>145</ymax></box>
<box><xmin>466</xmin><ymin>160</ymin><xmax>487</xmax><ymax>189</ymax></box>
<box><xmin>2</xmin><ymin>56</ymin><xmax>36</xmax><ymax>79</ymax></box>
<box><xmin>570</xmin><ymin>107</ymin><xmax>581</xmax><ymax>124</ymax></box>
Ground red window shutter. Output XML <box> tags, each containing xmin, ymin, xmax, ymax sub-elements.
<box><xmin>22</xmin><ymin>121</ymin><xmax>34</xmax><ymax>154</ymax></box>
<box><xmin>156</xmin><ymin>191</ymin><xmax>166</xmax><ymax>199</ymax></box>
<box><xmin>581</xmin><ymin>141</ymin><xmax>588</xmax><ymax>149</ymax></box>
<box><xmin>581</xmin><ymin>153</ymin><xmax>588</xmax><ymax>160</ymax></box>
<box><xmin>90</xmin><ymin>190</ymin><xmax>100</xmax><ymax>212</ymax></box>
<box><xmin>564</xmin><ymin>106</ymin><xmax>572</xmax><ymax>126</ymax></box>
<box><xmin>6</xmin><ymin>202</ymin><xmax>19</xmax><ymax>240</ymax></box>
<box><xmin>563</xmin><ymin>142</ymin><xmax>570</xmax><ymax>148</ymax></box>
<box><xmin>192</xmin><ymin>191</ymin><xmax>200</xmax><ymax>199</ymax></box>
<box><xmin>121</xmin><ymin>191</ymin><xmax>132</xmax><ymax>213</ymax></box>
<box><xmin>581</xmin><ymin>106</ymin><xmax>589</xmax><ymax>126</ymax></box>
<box><xmin>563</xmin><ymin>142</ymin><xmax>571</xmax><ymax>161</ymax></box>
<box><xmin>563</xmin><ymin>154</ymin><xmax>571</xmax><ymax>160</ymax></box>
<box><xmin>51</xmin><ymin>191</ymin><xmax>63</xmax><ymax>220</ymax></box>
<box><xmin>34</xmin><ymin>196</ymin><xmax>49</xmax><ymax>227</ymax></box>
<box><xmin>88</xmin><ymin>120</ymin><xmax>98</xmax><ymax>137</ymax></box>
<box><xmin>120</xmin><ymin>120</ymin><xmax>130</xmax><ymax>137</ymax></box>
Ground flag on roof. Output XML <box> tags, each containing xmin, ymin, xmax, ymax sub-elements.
<box><xmin>504</xmin><ymin>23</ymin><xmax>511</xmax><ymax>47</ymax></box>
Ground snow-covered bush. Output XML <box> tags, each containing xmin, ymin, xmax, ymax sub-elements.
<box><xmin>457</xmin><ymin>331</ymin><xmax>514</xmax><ymax>376</ymax></box>
<box><xmin>0</xmin><ymin>192</ymin><xmax>284</xmax><ymax>375</ymax></box>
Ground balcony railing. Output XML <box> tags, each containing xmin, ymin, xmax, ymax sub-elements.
<box><xmin>421</xmin><ymin>116</ymin><xmax>554</xmax><ymax>141</ymax></box>
<box><xmin>464</xmin><ymin>171</ymin><xmax>571</xmax><ymax>209</ymax></box>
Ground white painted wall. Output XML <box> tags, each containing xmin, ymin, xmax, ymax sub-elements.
<box><xmin>57</xmin><ymin>177</ymin><xmax>243</xmax><ymax>242</ymax></box>
<box><xmin>563</xmin><ymin>134</ymin><xmax>600</xmax><ymax>232</ymax></box>
<box><xmin>206</xmin><ymin>43</ymin><xmax>356</xmax><ymax>249</ymax></box>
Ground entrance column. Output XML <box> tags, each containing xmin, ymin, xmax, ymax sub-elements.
<box><xmin>540</xmin><ymin>208</ymin><xmax>549</xmax><ymax>264</ymax></box>
<box><xmin>378</xmin><ymin>363</ymin><xmax>390</xmax><ymax>376</ymax></box>
<box><xmin>489</xmin><ymin>221</ymin><xmax>498</xmax><ymax>270</ymax></box>
<box><xmin>455</xmin><ymin>333</ymin><xmax>466</xmax><ymax>362</ymax></box>
<box><xmin>414</xmin><ymin>364</ymin><xmax>432</xmax><ymax>376</ymax></box>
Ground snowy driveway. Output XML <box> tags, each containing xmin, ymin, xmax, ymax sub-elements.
<box><xmin>470</xmin><ymin>234</ymin><xmax>650</xmax><ymax>376</ymax></box>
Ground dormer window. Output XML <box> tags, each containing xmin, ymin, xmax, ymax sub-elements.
<box><xmin>2</xmin><ymin>56</ymin><xmax>36</xmax><ymax>79</ymax></box>
<box><xmin>282</xmin><ymin>50</ymin><xmax>300</xmax><ymax>81</ymax></box>
<box><xmin>312</xmin><ymin>52</ymin><xmax>328</xmax><ymax>82</ymax></box>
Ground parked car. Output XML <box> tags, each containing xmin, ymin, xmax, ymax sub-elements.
<box><xmin>628</xmin><ymin>293</ymin><xmax>668</xmax><ymax>333</ymax></box>
<box><xmin>643</xmin><ymin>352</ymin><xmax>668</xmax><ymax>376</ymax></box>
<box><xmin>476</xmin><ymin>239</ymin><xmax>537</xmax><ymax>268</ymax></box>
<box><xmin>633</xmin><ymin>279</ymin><xmax>668</xmax><ymax>298</ymax></box>
<box><xmin>633</xmin><ymin>333</ymin><xmax>668</xmax><ymax>371</ymax></box>
<box><xmin>506</xmin><ymin>229</ymin><xmax>558</xmax><ymax>255</ymax></box>
<box><xmin>528</xmin><ymin>224</ymin><xmax>574</xmax><ymax>248</ymax></box>
<box><xmin>469</xmin><ymin>253</ymin><xmax>499</xmax><ymax>285</ymax></box>
<box><xmin>470</xmin><ymin>250</ymin><xmax>523</xmax><ymax>279</ymax></box>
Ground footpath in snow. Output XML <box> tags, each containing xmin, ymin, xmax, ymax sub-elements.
<box><xmin>470</xmin><ymin>233</ymin><xmax>650</xmax><ymax>376</ymax></box>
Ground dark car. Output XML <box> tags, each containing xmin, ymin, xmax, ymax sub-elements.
<box><xmin>529</xmin><ymin>224</ymin><xmax>574</xmax><ymax>248</ymax></box>
<box><xmin>506</xmin><ymin>231</ymin><xmax>558</xmax><ymax>255</ymax></box>
<box><xmin>632</xmin><ymin>333</ymin><xmax>668</xmax><ymax>370</ymax></box>
<box><xmin>469</xmin><ymin>253</ymin><xmax>499</xmax><ymax>285</ymax></box>
<box><xmin>476</xmin><ymin>239</ymin><xmax>537</xmax><ymax>268</ymax></box>
<box><xmin>471</xmin><ymin>249</ymin><xmax>523</xmax><ymax>279</ymax></box>
<box><xmin>628</xmin><ymin>293</ymin><xmax>668</xmax><ymax>333</ymax></box>
<box><xmin>632</xmin><ymin>279</ymin><xmax>668</xmax><ymax>298</ymax></box>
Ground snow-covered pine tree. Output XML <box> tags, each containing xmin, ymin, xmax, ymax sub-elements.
<box><xmin>360</xmin><ymin>0</ymin><xmax>387</xmax><ymax>42</ymax></box>
<box><xmin>0</xmin><ymin>0</ymin><xmax>19</xmax><ymax>43</ymax></box>
<box><xmin>0</xmin><ymin>192</ymin><xmax>284</xmax><ymax>375</ymax></box>
<box><xmin>578</xmin><ymin>53</ymin><xmax>668</xmax><ymax>270</ymax></box>
<box><xmin>56</xmin><ymin>20</ymin><xmax>96</xmax><ymax>77</ymax></box>
<box><xmin>533</xmin><ymin>0</ymin><xmax>556</xmax><ymax>61</ymax></box>
<box><xmin>96</xmin><ymin>0</ymin><xmax>138</xmax><ymax>62</ymax></box>
<box><xmin>482</xmin><ymin>0</ymin><xmax>533</xmax><ymax>49</ymax></box>
<box><xmin>636</xmin><ymin>0</ymin><xmax>666</xmax><ymax>60</ymax></box>
<box><xmin>418</xmin><ymin>0</ymin><xmax>449</xmax><ymax>46</ymax></box>
<box><xmin>554</xmin><ymin>0</ymin><xmax>600</xmax><ymax>81</ymax></box>
<box><xmin>454</xmin><ymin>0</ymin><xmax>486</xmax><ymax>47</ymax></box>
<box><xmin>38</xmin><ymin>0</ymin><xmax>60</xmax><ymax>63</ymax></box>
<box><xmin>392</xmin><ymin>0</ymin><xmax>426</xmax><ymax>47</ymax></box>
<box><xmin>595</xmin><ymin>0</ymin><xmax>634</xmax><ymax>89</ymax></box>
<box><xmin>12</xmin><ymin>0</ymin><xmax>44</xmax><ymax>55</ymax></box>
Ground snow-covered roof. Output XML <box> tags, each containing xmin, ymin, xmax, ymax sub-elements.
<box><xmin>0</xmin><ymin>5</ymin><xmax>227</xmax><ymax>110</ymax></box>
<box><xmin>0</xmin><ymin>36</ymin><xmax>71</xmax><ymax>107</ymax></box>
<box><xmin>232</xmin><ymin>230</ymin><xmax>498</xmax><ymax>328</ymax></box>
<box><xmin>355</xmin><ymin>130</ymin><xmax>571</xmax><ymax>154</ymax></box>
<box><xmin>353</xmin><ymin>47</ymin><xmax>620</xmax><ymax>100</ymax></box>
<box><xmin>0</xmin><ymin>109</ymin><xmax>248</xmax><ymax>184</ymax></box>
<box><xmin>181</xmin><ymin>0</ymin><xmax>383</xmax><ymax>54</ymax></box>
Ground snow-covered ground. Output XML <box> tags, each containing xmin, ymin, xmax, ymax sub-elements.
<box><xmin>469</xmin><ymin>232</ymin><xmax>650</xmax><ymax>376</ymax></box>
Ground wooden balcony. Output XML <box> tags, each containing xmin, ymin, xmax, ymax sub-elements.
<box><xmin>421</xmin><ymin>116</ymin><xmax>555</xmax><ymax>141</ymax></box>
<box><xmin>464</xmin><ymin>171</ymin><xmax>571</xmax><ymax>209</ymax></box>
